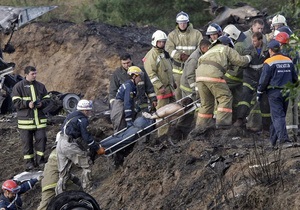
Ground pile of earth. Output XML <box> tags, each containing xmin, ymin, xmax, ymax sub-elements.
<box><xmin>1</xmin><ymin>21</ymin><xmax>300</xmax><ymax>210</ymax></box>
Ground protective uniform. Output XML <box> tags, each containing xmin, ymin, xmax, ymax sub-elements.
<box><xmin>196</xmin><ymin>41</ymin><xmax>251</xmax><ymax>129</ymax></box>
<box><xmin>258</xmin><ymin>48</ymin><xmax>298</xmax><ymax>146</ymax></box>
<box><xmin>12</xmin><ymin>78</ymin><xmax>50</xmax><ymax>168</ymax></box>
<box><xmin>144</xmin><ymin>42</ymin><xmax>176</xmax><ymax>136</ymax></box>
<box><xmin>165</xmin><ymin>23</ymin><xmax>202</xmax><ymax>100</ymax></box>
<box><xmin>266</xmin><ymin>14</ymin><xmax>287</xmax><ymax>42</ymax></box>
<box><xmin>235</xmin><ymin>42</ymin><xmax>271</xmax><ymax>130</ymax></box>
<box><xmin>37</xmin><ymin>148</ymin><xmax>81</xmax><ymax>210</ymax></box>
<box><xmin>56</xmin><ymin>109</ymin><xmax>100</xmax><ymax>194</ymax></box>
<box><xmin>109</xmin><ymin>66</ymin><xmax>156</xmax><ymax>112</ymax></box>
<box><xmin>180</xmin><ymin>47</ymin><xmax>203</xmax><ymax>98</ymax></box>
<box><xmin>0</xmin><ymin>179</ymin><xmax>38</xmax><ymax>210</ymax></box>
<box><xmin>222</xmin><ymin>25</ymin><xmax>248</xmax><ymax>122</ymax></box>
<box><xmin>110</xmin><ymin>79</ymin><xmax>137</xmax><ymax>132</ymax></box>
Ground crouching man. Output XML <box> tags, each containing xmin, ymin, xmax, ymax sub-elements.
<box><xmin>55</xmin><ymin>99</ymin><xmax>104</xmax><ymax>194</ymax></box>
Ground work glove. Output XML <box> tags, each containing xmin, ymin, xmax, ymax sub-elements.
<box><xmin>3</xmin><ymin>43</ymin><xmax>15</xmax><ymax>54</ymax></box>
<box><xmin>180</xmin><ymin>53</ymin><xmax>189</xmax><ymax>62</ymax></box>
<box><xmin>97</xmin><ymin>145</ymin><xmax>105</xmax><ymax>155</ymax></box>
<box><xmin>126</xmin><ymin>120</ymin><xmax>134</xmax><ymax>128</ymax></box>
<box><xmin>256</xmin><ymin>91</ymin><xmax>263</xmax><ymax>103</ymax></box>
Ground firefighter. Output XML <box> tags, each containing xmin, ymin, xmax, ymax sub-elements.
<box><xmin>37</xmin><ymin>146</ymin><xmax>81</xmax><ymax>210</ymax></box>
<box><xmin>12</xmin><ymin>66</ymin><xmax>51</xmax><ymax>170</ymax></box>
<box><xmin>165</xmin><ymin>11</ymin><xmax>203</xmax><ymax>100</ymax></box>
<box><xmin>177</xmin><ymin>39</ymin><xmax>211</xmax><ymax>138</ymax></box>
<box><xmin>206</xmin><ymin>23</ymin><xmax>223</xmax><ymax>42</ymax></box>
<box><xmin>234</xmin><ymin>32</ymin><xmax>271</xmax><ymax>132</ymax></box>
<box><xmin>109</xmin><ymin>53</ymin><xmax>157</xmax><ymax>116</ymax></box>
<box><xmin>143</xmin><ymin>30</ymin><xmax>176</xmax><ymax>137</ymax></box>
<box><xmin>180</xmin><ymin>39</ymin><xmax>211</xmax><ymax>99</ymax></box>
<box><xmin>257</xmin><ymin>39</ymin><xmax>298</xmax><ymax>147</ymax></box>
<box><xmin>266</xmin><ymin>14</ymin><xmax>288</xmax><ymax>42</ymax></box>
<box><xmin>195</xmin><ymin>36</ymin><xmax>251</xmax><ymax>130</ymax></box>
<box><xmin>55</xmin><ymin>99</ymin><xmax>105</xmax><ymax>194</ymax></box>
<box><xmin>222</xmin><ymin>24</ymin><xmax>247</xmax><ymax>122</ymax></box>
<box><xmin>0</xmin><ymin>178</ymin><xmax>40</xmax><ymax>210</ymax></box>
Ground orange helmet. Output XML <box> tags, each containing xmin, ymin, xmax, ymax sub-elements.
<box><xmin>275</xmin><ymin>32</ymin><xmax>290</xmax><ymax>44</ymax></box>
<box><xmin>2</xmin><ymin>180</ymin><xmax>20</xmax><ymax>193</ymax></box>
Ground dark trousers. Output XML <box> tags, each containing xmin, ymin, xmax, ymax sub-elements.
<box><xmin>268</xmin><ymin>89</ymin><xmax>289</xmax><ymax>146</ymax></box>
<box><xmin>20</xmin><ymin>128</ymin><xmax>47</xmax><ymax>164</ymax></box>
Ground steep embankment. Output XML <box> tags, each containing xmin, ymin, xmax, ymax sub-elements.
<box><xmin>1</xmin><ymin>21</ymin><xmax>300</xmax><ymax>210</ymax></box>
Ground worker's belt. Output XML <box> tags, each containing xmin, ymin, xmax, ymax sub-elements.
<box><xmin>172</xmin><ymin>59</ymin><xmax>184</xmax><ymax>68</ymax></box>
<box><xmin>201</xmin><ymin>60</ymin><xmax>226</xmax><ymax>74</ymax></box>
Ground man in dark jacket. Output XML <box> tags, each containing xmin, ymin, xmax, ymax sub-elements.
<box><xmin>109</xmin><ymin>53</ymin><xmax>157</xmax><ymax>115</ymax></box>
<box><xmin>0</xmin><ymin>178</ymin><xmax>39</xmax><ymax>210</ymax></box>
<box><xmin>257</xmin><ymin>39</ymin><xmax>298</xmax><ymax>147</ymax></box>
<box><xmin>12</xmin><ymin>66</ymin><xmax>50</xmax><ymax>170</ymax></box>
<box><xmin>55</xmin><ymin>99</ymin><xmax>104</xmax><ymax>194</ymax></box>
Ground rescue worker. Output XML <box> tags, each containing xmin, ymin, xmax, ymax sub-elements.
<box><xmin>110</xmin><ymin>66</ymin><xmax>143</xmax><ymax>168</ymax></box>
<box><xmin>165</xmin><ymin>11</ymin><xmax>203</xmax><ymax>100</ymax></box>
<box><xmin>143</xmin><ymin>30</ymin><xmax>176</xmax><ymax>137</ymax></box>
<box><xmin>206</xmin><ymin>23</ymin><xmax>223</xmax><ymax>42</ymax></box>
<box><xmin>0</xmin><ymin>178</ymin><xmax>40</xmax><ymax>210</ymax></box>
<box><xmin>109</xmin><ymin>53</ymin><xmax>157</xmax><ymax>115</ymax></box>
<box><xmin>55</xmin><ymin>99</ymin><xmax>105</xmax><ymax>194</ymax></box>
<box><xmin>266</xmin><ymin>14</ymin><xmax>288</xmax><ymax>42</ymax></box>
<box><xmin>180</xmin><ymin>39</ymin><xmax>211</xmax><ymax>99</ymax></box>
<box><xmin>12</xmin><ymin>66</ymin><xmax>50</xmax><ymax>170</ymax></box>
<box><xmin>222</xmin><ymin>24</ymin><xmax>247</xmax><ymax>122</ymax></box>
<box><xmin>234</xmin><ymin>32</ymin><xmax>271</xmax><ymax>132</ymax></box>
<box><xmin>275</xmin><ymin>31</ymin><xmax>299</xmax><ymax>141</ymax></box>
<box><xmin>177</xmin><ymin>39</ymin><xmax>211</xmax><ymax>138</ymax></box>
<box><xmin>110</xmin><ymin>66</ymin><xmax>143</xmax><ymax>132</ymax></box>
<box><xmin>37</xmin><ymin>146</ymin><xmax>81</xmax><ymax>210</ymax></box>
<box><xmin>195</xmin><ymin>36</ymin><xmax>251</xmax><ymax>130</ymax></box>
<box><xmin>257</xmin><ymin>39</ymin><xmax>298</xmax><ymax>147</ymax></box>
<box><xmin>241</xmin><ymin>19</ymin><xmax>271</xmax><ymax>132</ymax></box>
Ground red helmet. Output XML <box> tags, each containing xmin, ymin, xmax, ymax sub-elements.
<box><xmin>275</xmin><ymin>32</ymin><xmax>290</xmax><ymax>44</ymax></box>
<box><xmin>2</xmin><ymin>180</ymin><xmax>20</xmax><ymax>193</ymax></box>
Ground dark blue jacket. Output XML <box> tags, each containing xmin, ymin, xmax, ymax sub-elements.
<box><xmin>258</xmin><ymin>53</ymin><xmax>298</xmax><ymax>92</ymax></box>
<box><xmin>115</xmin><ymin>80</ymin><xmax>136</xmax><ymax>122</ymax></box>
<box><xmin>61</xmin><ymin>110</ymin><xmax>99</xmax><ymax>151</ymax></box>
<box><xmin>0</xmin><ymin>179</ymin><xmax>38</xmax><ymax>210</ymax></box>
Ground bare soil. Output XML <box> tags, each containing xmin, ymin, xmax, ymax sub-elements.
<box><xmin>1</xmin><ymin>21</ymin><xmax>300</xmax><ymax>210</ymax></box>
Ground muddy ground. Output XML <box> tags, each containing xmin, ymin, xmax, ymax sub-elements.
<box><xmin>1</xmin><ymin>21</ymin><xmax>300</xmax><ymax>210</ymax></box>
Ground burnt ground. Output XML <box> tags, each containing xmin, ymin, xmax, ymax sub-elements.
<box><xmin>1</xmin><ymin>21</ymin><xmax>300</xmax><ymax>209</ymax></box>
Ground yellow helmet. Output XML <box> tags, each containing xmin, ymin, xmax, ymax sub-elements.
<box><xmin>127</xmin><ymin>66</ymin><xmax>142</xmax><ymax>76</ymax></box>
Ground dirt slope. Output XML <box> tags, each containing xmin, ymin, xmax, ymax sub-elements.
<box><xmin>1</xmin><ymin>21</ymin><xmax>300</xmax><ymax>210</ymax></box>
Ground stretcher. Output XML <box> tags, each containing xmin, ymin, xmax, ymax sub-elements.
<box><xmin>100</xmin><ymin>95</ymin><xmax>201</xmax><ymax>156</ymax></box>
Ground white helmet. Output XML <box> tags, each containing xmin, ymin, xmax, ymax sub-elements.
<box><xmin>77</xmin><ymin>99</ymin><xmax>93</xmax><ymax>111</ymax></box>
<box><xmin>271</xmin><ymin>14</ymin><xmax>287</xmax><ymax>26</ymax></box>
<box><xmin>206</xmin><ymin>23</ymin><xmax>222</xmax><ymax>35</ymax></box>
<box><xmin>176</xmin><ymin>11</ymin><xmax>189</xmax><ymax>23</ymax></box>
<box><xmin>151</xmin><ymin>30</ymin><xmax>167</xmax><ymax>46</ymax></box>
<box><xmin>223</xmin><ymin>24</ymin><xmax>246</xmax><ymax>42</ymax></box>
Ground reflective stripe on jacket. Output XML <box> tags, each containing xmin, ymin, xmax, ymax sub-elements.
<box><xmin>143</xmin><ymin>47</ymin><xmax>175</xmax><ymax>100</ymax></box>
<box><xmin>12</xmin><ymin>79</ymin><xmax>50</xmax><ymax>130</ymax></box>
<box><xmin>165</xmin><ymin>23</ymin><xmax>203</xmax><ymax>70</ymax></box>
